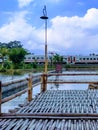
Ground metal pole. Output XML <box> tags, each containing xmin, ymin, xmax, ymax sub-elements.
<box><xmin>40</xmin><ymin>5</ymin><xmax>48</xmax><ymax>74</ymax></box>
<box><xmin>45</xmin><ymin>18</ymin><xmax>47</xmax><ymax>73</ymax></box>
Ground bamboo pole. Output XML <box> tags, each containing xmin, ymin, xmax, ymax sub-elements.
<box><xmin>28</xmin><ymin>74</ymin><xmax>32</xmax><ymax>101</ymax></box>
<box><xmin>1</xmin><ymin>113</ymin><xmax>98</xmax><ymax>119</ymax></box>
<box><xmin>41</xmin><ymin>74</ymin><xmax>47</xmax><ymax>92</ymax></box>
<box><xmin>47</xmin><ymin>81</ymin><xmax>98</xmax><ymax>84</ymax></box>
<box><xmin>0</xmin><ymin>81</ymin><xmax>2</xmax><ymax>115</ymax></box>
<box><xmin>2</xmin><ymin>89</ymin><xmax>28</xmax><ymax>103</ymax></box>
<box><xmin>47</xmin><ymin>73</ymin><xmax>98</xmax><ymax>76</ymax></box>
<box><xmin>2</xmin><ymin>79</ymin><xmax>27</xmax><ymax>87</ymax></box>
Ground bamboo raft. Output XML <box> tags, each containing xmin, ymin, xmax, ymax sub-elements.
<box><xmin>1</xmin><ymin>73</ymin><xmax>98</xmax><ymax>129</ymax></box>
<box><xmin>1</xmin><ymin>90</ymin><xmax>98</xmax><ymax>129</ymax></box>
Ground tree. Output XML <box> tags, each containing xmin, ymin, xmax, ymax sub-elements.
<box><xmin>0</xmin><ymin>47</ymin><xmax>9</xmax><ymax>68</ymax></box>
<box><xmin>53</xmin><ymin>54</ymin><xmax>63</xmax><ymax>64</ymax></box>
<box><xmin>7</xmin><ymin>41</ymin><xmax>23</xmax><ymax>48</ymax></box>
<box><xmin>52</xmin><ymin>54</ymin><xmax>63</xmax><ymax>73</ymax></box>
<box><xmin>9</xmin><ymin>48</ymin><xmax>27</xmax><ymax>69</ymax></box>
<box><xmin>0</xmin><ymin>42</ymin><xmax>7</xmax><ymax>48</ymax></box>
<box><xmin>0</xmin><ymin>41</ymin><xmax>23</xmax><ymax>48</ymax></box>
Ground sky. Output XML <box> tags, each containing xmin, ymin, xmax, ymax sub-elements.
<box><xmin>0</xmin><ymin>0</ymin><xmax>98</xmax><ymax>55</ymax></box>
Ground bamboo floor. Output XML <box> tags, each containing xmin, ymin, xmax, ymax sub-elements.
<box><xmin>0</xmin><ymin>90</ymin><xmax>98</xmax><ymax>129</ymax></box>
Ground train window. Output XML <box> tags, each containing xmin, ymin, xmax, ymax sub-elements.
<box><xmin>41</xmin><ymin>57</ymin><xmax>44</xmax><ymax>59</ymax></box>
<box><xmin>94</xmin><ymin>58</ymin><xmax>96</xmax><ymax>60</ymax></box>
<box><xmin>83</xmin><ymin>58</ymin><xmax>85</xmax><ymax>60</ymax></box>
<box><xmin>87</xmin><ymin>58</ymin><xmax>89</xmax><ymax>60</ymax></box>
<box><xmin>49</xmin><ymin>56</ymin><xmax>52</xmax><ymax>59</ymax></box>
<box><xmin>28</xmin><ymin>57</ymin><xmax>31</xmax><ymax>59</ymax></box>
<box><xmin>90</xmin><ymin>58</ymin><xmax>92</xmax><ymax>60</ymax></box>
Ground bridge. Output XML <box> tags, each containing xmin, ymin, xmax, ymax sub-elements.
<box><xmin>0</xmin><ymin>72</ymin><xmax>98</xmax><ymax>129</ymax></box>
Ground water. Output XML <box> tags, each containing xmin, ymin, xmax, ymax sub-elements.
<box><xmin>2</xmin><ymin>85</ymin><xmax>41</xmax><ymax>113</ymax></box>
<box><xmin>0</xmin><ymin>74</ymin><xmax>28</xmax><ymax>83</ymax></box>
<box><xmin>0</xmin><ymin>72</ymin><xmax>42</xmax><ymax>83</ymax></box>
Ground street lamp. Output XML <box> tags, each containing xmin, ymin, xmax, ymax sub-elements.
<box><xmin>40</xmin><ymin>5</ymin><xmax>48</xmax><ymax>74</ymax></box>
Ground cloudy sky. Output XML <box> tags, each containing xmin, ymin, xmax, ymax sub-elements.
<box><xmin>0</xmin><ymin>0</ymin><xmax>98</xmax><ymax>55</ymax></box>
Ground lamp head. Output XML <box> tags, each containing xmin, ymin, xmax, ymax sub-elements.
<box><xmin>40</xmin><ymin>5</ymin><xmax>48</xmax><ymax>20</ymax></box>
<box><xmin>40</xmin><ymin>16</ymin><xmax>48</xmax><ymax>19</ymax></box>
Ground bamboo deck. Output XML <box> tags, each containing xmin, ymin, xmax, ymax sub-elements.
<box><xmin>16</xmin><ymin>90</ymin><xmax>98</xmax><ymax>114</ymax></box>
<box><xmin>0</xmin><ymin>90</ymin><xmax>98</xmax><ymax>129</ymax></box>
<box><xmin>0</xmin><ymin>118</ymin><xmax>98</xmax><ymax>130</ymax></box>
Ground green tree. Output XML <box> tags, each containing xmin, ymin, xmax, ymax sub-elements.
<box><xmin>0</xmin><ymin>42</ymin><xmax>7</xmax><ymax>48</ymax></box>
<box><xmin>53</xmin><ymin>54</ymin><xmax>63</xmax><ymax>64</ymax></box>
<box><xmin>9</xmin><ymin>48</ymin><xmax>27</xmax><ymax>69</ymax></box>
<box><xmin>0</xmin><ymin>41</ymin><xmax>23</xmax><ymax>48</ymax></box>
<box><xmin>0</xmin><ymin>47</ymin><xmax>9</xmax><ymax>68</ymax></box>
<box><xmin>7</xmin><ymin>41</ymin><xmax>23</xmax><ymax>48</ymax></box>
<box><xmin>52</xmin><ymin>54</ymin><xmax>63</xmax><ymax>73</ymax></box>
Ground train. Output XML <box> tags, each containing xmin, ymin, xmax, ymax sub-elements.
<box><xmin>1</xmin><ymin>53</ymin><xmax>98</xmax><ymax>64</ymax></box>
<box><xmin>24</xmin><ymin>53</ymin><xmax>98</xmax><ymax>64</ymax></box>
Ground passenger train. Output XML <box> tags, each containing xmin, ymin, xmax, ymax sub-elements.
<box><xmin>1</xmin><ymin>53</ymin><xmax>98</xmax><ymax>64</ymax></box>
<box><xmin>24</xmin><ymin>53</ymin><xmax>98</xmax><ymax>64</ymax></box>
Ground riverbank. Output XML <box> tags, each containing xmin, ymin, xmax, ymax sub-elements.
<box><xmin>65</xmin><ymin>64</ymin><xmax>98</xmax><ymax>71</ymax></box>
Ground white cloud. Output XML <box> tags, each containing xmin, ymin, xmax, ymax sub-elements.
<box><xmin>0</xmin><ymin>11</ymin><xmax>45</xmax><ymax>51</ymax></box>
<box><xmin>18</xmin><ymin>0</ymin><xmax>34</xmax><ymax>8</ymax></box>
<box><xmin>47</xmin><ymin>8</ymin><xmax>98</xmax><ymax>54</ymax></box>
<box><xmin>0</xmin><ymin>11</ymin><xmax>32</xmax><ymax>42</ymax></box>
<box><xmin>0</xmin><ymin>8</ymin><xmax>98</xmax><ymax>54</ymax></box>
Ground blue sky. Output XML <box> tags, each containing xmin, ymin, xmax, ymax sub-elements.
<box><xmin>0</xmin><ymin>0</ymin><xmax>98</xmax><ymax>55</ymax></box>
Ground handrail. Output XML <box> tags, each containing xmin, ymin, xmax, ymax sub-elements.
<box><xmin>47</xmin><ymin>73</ymin><xmax>98</xmax><ymax>76</ymax></box>
<box><xmin>2</xmin><ymin>74</ymin><xmax>41</xmax><ymax>87</ymax></box>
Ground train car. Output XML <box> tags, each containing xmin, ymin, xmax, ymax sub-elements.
<box><xmin>63</xmin><ymin>55</ymin><xmax>76</xmax><ymax>64</ymax></box>
<box><xmin>24</xmin><ymin>54</ymin><xmax>51</xmax><ymax>64</ymax></box>
<box><xmin>74</xmin><ymin>54</ymin><xmax>98</xmax><ymax>64</ymax></box>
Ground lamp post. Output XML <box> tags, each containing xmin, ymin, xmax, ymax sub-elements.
<box><xmin>40</xmin><ymin>5</ymin><xmax>48</xmax><ymax>74</ymax></box>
